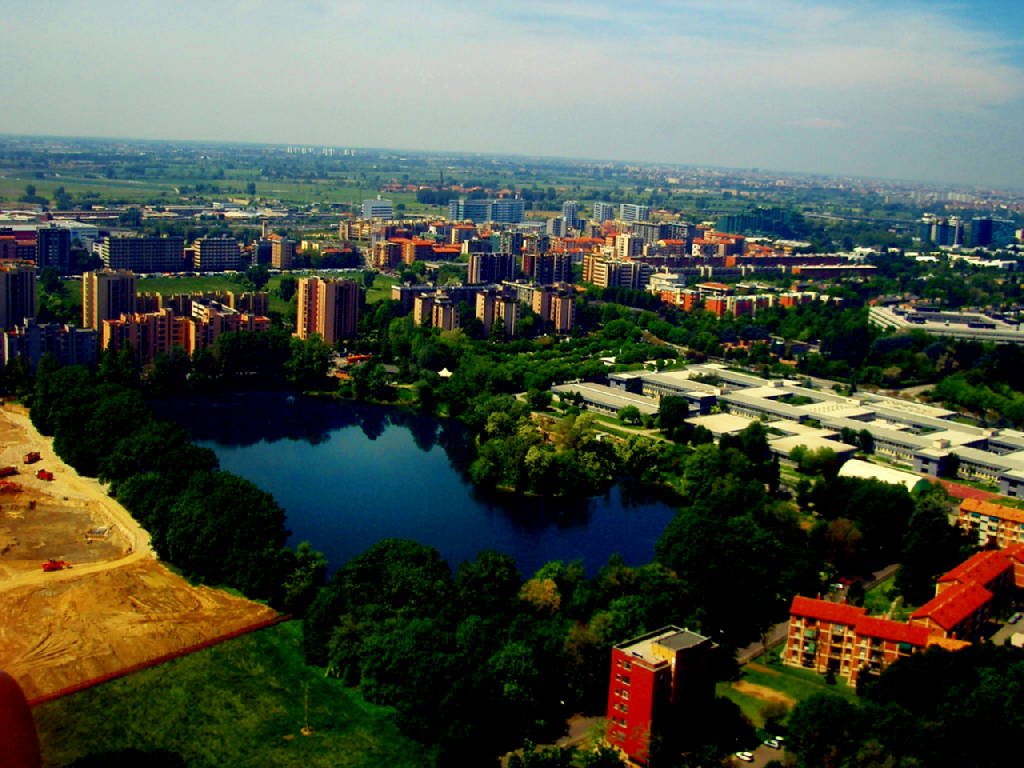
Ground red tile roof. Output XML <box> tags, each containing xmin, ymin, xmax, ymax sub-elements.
<box><xmin>911</xmin><ymin>581</ymin><xmax>992</xmax><ymax>631</ymax></box>
<box><xmin>855</xmin><ymin>616</ymin><xmax>930</xmax><ymax>646</ymax></box>
<box><xmin>790</xmin><ymin>595</ymin><xmax>866</xmax><ymax>625</ymax></box>
<box><xmin>937</xmin><ymin>549</ymin><xmax>1012</xmax><ymax>587</ymax></box>
<box><xmin>1004</xmin><ymin>543</ymin><xmax>1024</xmax><ymax>561</ymax></box>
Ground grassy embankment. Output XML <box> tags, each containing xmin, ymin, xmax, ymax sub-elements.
<box><xmin>717</xmin><ymin>647</ymin><xmax>858</xmax><ymax>729</ymax></box>
<box><xmin>33</xmin><ymin>621</ymin><xmax>430</xmax><ymax>768</ymax></box>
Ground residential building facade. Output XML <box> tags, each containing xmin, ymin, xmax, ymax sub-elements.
<box><xmin>295</xmin><ymin>277</ymin><xmax>360</xmax><ymax>345</ymax></box>
<box><xmin>606</xmin><ymin>627</ymin><xmax>714</xmax><ymax>766</ymax></box>
<box><xmin>82</xmin><ymin>270</ymin><xmax>136</xmax><ymax>330</ymax></box>
<box><xmin>0</xmin><ymin>264</ymin><xmax>37</xmax><ymax>330</ymax></box>
<box><xmin>96</xmin><ymin>235</ymin><xmax>185</xmax><ymax>273</ymax></box>
<box><xmin>194</xmin><ymin>236</ymin><xmax>243</xmax><ymax>273</ymax></box>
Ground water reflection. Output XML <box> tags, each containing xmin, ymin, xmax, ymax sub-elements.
<box><xmin>159</xmin><ymin>392</ymin><xmax>678</xmax><ymax>576</ymax></box>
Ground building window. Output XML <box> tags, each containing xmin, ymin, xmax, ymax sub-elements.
<box><xmin>621</xmin><ymin>690</ymin><xmax>629</xmax><ymax>700</ymax></box>
<box><xmin>622</xmin><ymin>676</ymin><xmax>630</xmax><ymax>686</ymax></box>
<box><xmin>623</xmin><ymin>661</ymin><xmax>631</xmax><ymax>671</ymax></box>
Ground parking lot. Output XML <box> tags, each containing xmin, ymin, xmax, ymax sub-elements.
<box><xmin>732</xmin><ymin>740</ymin><xmax>785</xmax><ymax>766</ymax></box>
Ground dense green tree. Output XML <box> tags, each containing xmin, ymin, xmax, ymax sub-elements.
<box><xmin>895</xmin><ymin>487</ymin><xmax>973</xmax><ymax>603</ymax></box>
<box><xmin>658</xmin><ymin>395</ymin><xmax>689</xmax><ymax>435</ymax></box>
<box><xmin>786</xmin><ymin>694</ymin><xmax>862</xmax><ymax>768</ymax></box>
<box><xmin>162</xmin><ymin>471</ymin><xmax>290</xmax><ymax>598</ymax></box>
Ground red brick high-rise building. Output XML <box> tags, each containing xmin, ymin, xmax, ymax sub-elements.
<box><xmin>606</xmin><ymin>627</ymin><xmax>714</xmax><ymax>765</ymax></box>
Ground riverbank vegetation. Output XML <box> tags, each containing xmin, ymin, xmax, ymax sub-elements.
<box><xmin>26</xmin><ymin>356</ymin><xmax>326</xmax><ymax>609</ymax></box>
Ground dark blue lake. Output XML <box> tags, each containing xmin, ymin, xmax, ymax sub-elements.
<box><xmin>161</xmin><ymin>392</ymin><xmax>678</xmax><ymax>577</ymax></box>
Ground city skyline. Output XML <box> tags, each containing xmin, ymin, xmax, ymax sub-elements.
<box><xmin>1</xmin><ymin>0</ymin><xmax>1022</xmax><ymax>189</ymax></box>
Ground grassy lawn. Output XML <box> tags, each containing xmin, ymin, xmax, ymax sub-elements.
<box><xmin>33</xmin><ymin>621</ymin><xmax>431</xmax><ymax>768</ymax></box>
<box><xmin>718</xmin><ymin>650</ymin><xmax>857</xmax><ymax>728</ymax></box>
<box><xmin>366</xmin><ymin>273</ymin><xmax>397</xmax><ymax>304</ymax></box>
<box><xmin>863</xmin><ymin>574</ymin><xmax>915</xmax><ymax>621</ymax></box>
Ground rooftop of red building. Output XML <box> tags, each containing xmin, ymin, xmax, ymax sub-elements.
<box><xmin>960</xmin><ymin>497</ymin><xmax>1024</xmax><ymax>524</ymax></box>
<box><xmin>854</xmin><ymin>616</ymin><xmax>930</xmax><ymax>646</ymax></box>
<box><xmin>911</xmin><ymin>581</ymin><xmax>992</xmax><ymax>631</ymax></box>
<box><xmin>937</xmin><ymin>549</ymin><xmax>1013</xmax><ymax>587</ymax></box>
<box><xmin>789</xmin><ymin>595</ymin><xmax>866</xmax><ymax>626</ymax></box>
<box><xmin>615</xmin><ymin>626</ymin><xmax>710</xmax><ymax>668</ymax></box>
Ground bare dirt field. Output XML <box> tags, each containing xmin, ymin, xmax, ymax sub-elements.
<box><xmin>731</xmin><ymin>681</ymin><xmax>796</xmax><ymax>708</ymax></box>
<box><xmin>0</xmin><ymin>403</ymin><xmax>278</xmax><ymax>703</ymax></box>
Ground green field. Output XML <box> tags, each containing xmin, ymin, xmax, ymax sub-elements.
<box><xmin>33</xmin><ymin>621</ymin><xmax>430</xmax><ymax>768</ymax></box>
<box><xmin>717</xmin><ymin>650</ymin><xmax>857</xmax><ymax>728</ymax></box>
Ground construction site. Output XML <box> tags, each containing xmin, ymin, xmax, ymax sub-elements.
<box><xmin>0</xmin><ymin>403</ymin><xmax>279</xmax><ymax>704</ymax></box>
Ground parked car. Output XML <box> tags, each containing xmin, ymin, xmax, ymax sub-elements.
<box><xmin>734</xmin><ymin>752</ymin><xmax>754</xmax><ymax>762</ymax></box>
<box><xmin>764</xmin><ymin>738</ymin><xmax>781</xmax><ymax>749</ymax></box>
<box><xmin>1009</xmin><ymin>612</ymin><xmax>1022</xmax><ymax>624</ymax></box>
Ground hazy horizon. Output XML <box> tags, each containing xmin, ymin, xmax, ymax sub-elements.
<box><xmin>2</xmin><ymin>1</ymin><xmax>1022</xmax><ymax>189</ymax></box>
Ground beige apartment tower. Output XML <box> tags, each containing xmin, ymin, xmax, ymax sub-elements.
<box><xmin>295</xmin><ymin>277</ymin><xmax>360</xmax><ymax>346</ymax></box>
<box><xmin>82</xmin><ymin>270</ymin><xmax>136</xmax><ymax>330</ymax></box>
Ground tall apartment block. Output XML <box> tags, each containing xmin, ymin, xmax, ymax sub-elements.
<box><xmin>606</xmin><ymin>627</ymin><xmax>715</xmax><ymax>765</ymax></box>
<box><xmin>362</xmin><ymin>198</ymin><xmax>394</xmax><ymax>220</ymax></box>
<box><xmin>593</xmin><ymin>202</ymin><xmax>617</xmax><ymax>222</ymax></box>
<box><xmin>562</xmin><ymin>200</ymin><xmax>581</xmax><ymax>229</ymax></box>
<box><xmin>270</xmin><ymin>235</ymin><xmax>296</xmax><ymax>269</ymax></box>
<box><xmin>467</xmin><ymin>252</ymin><xmax>517</xmax><ymax>284</ymax></box>
<box><xmin>96</xmin><ymin>235</ymin><xmax>185</xmax><ymax>273</ymax></box>
<box><xmin>475</xmin><ymin>288</ymin><xmax>518</xmax><ymax>338</ymax></box>
<box><xmin>448</xmin><ymin>199</ymin><xmax>525</xmax><ymax>224</ymax></box>
<box><xmin>619</xmin><ymin>203</ymin><xmax>651</xmax><ymax>223</ymax></box>
<box><xmin>0</xmin><ymin>264</ymin><xmax>38</xmax><ymax>330</ymax></box>
<box><xmin>524</xmin><ymin>252</ymin><xmax>571</xmax><ymax>285</ymax></box>
<box><xmin>194</xmin><ymin>236</ymin><xmax>243</xmax><ymax>273</ymax></box>
<box><xmin>35</xmin><ymin>225</ymin><xmax>72</xmax><ymax>274</ymax></box>
<box><xmin>295</xmin><ymin>277</ymin><xmax>360</xmax><ymax>346</ymax></box>
<box><xmin>252</xmin><ymin>239</ymin><xmax>273</xmax><ymax>266</ymax></box>
<box><xmin>82</xmin><ymin>270</ymin><xmax>136</xmax><ymax>330</ymax></box>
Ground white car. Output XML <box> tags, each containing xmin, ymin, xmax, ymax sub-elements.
<box><xmin>735</xmin><ymin>752</ymin><xmax>754</xmax><ymax>762</ymax></box>
<box><xmin>764</xmin><ymin>738</ymin><xmax>781</xmax><ymax>749</ymax></box>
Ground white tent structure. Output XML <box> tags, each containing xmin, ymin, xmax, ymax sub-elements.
<box><xmin>837</xmin><ymin>458</ymin><xmax>932</xmax><ymax>494</ymax></box>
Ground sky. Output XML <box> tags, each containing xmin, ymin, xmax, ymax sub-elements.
<box><xmin>1</xmin><ymin>0</ymin><xmax>1022</xmax><ymax>189</ymax></box>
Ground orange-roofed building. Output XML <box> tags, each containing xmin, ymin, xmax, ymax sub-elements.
<box><xmin>935</xmin><ymin>548</ymin><xmax>1015</xmax><ymax>596</ymax></box>
<box><xmin>910</xmin><ymin>581</ymin><xmax>993</xmax><ymax>641</ymax></box>
<box><xmin>430</xmin><ymin>244</ymin><xmax>462</xmax><ymax>260</ymax></box>
<box><xmin>851</xmin><ymin>617</ymin><xmax>930</xmax><ymax>685</ymax></box>
<box><xmin>704</xmin><ymin>296</ymin><xmax>728</xmax><ymax>318</ymax></box>
<box><xmin>450</xmin><ymin>224</ymin><xmax>477</xmax><ymax>244</ymax></box>
<box><xmin>400</xmin><ymin>238</ymin><xmax>434</xmax><ymax>265</ymax></box>
<box><xmin>785</xmin><ymin>596</ymin><xmax>865</xmax><ymax>679</ymax></box>
<box><xmin>784</xmin><ymin>596</ymin><xmax>932</xmax><ymax>685</ymax></box>
<box><xmin>958</xmin><ymin>497</ymin><xmax>1024</xmax><ymax>548</ymax></box>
